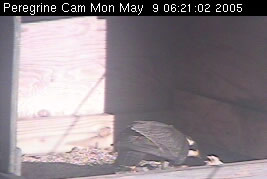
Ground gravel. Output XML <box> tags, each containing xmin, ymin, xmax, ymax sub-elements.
<box><xmin>22</xmin><ymin>147</ymin><xmax>117</xmax><ymax>166</ymax></box>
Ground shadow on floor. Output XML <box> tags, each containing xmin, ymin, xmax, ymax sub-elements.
<box><xmin>22</xmin><ymin>162</ymin><xmax>116</xmax><ymax>179</ymax></box>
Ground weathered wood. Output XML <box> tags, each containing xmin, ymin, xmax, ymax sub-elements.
<box><xmin>19</xmin><ymin>17</ymin><xmax>106</xmax><ymax>118</ymax></box>
<box><xmin>173</xmin><ymin>90</ymin><xmax>267</xmax><ymax>160</ymax></box>
<box><xmin>75</xmin><ymin>159</ymin><xmax>267</xmax><ymax>179</ymax></box>
<box><xmin>17</xmin><ymin>114</ymin><xmax>114</xmax><ymax>154</ymax></box>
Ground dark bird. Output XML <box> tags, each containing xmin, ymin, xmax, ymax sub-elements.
<box><xmin>113</xmin><ymin>120</ymin><xmax>201</xmax><ymax>169</ymax></box>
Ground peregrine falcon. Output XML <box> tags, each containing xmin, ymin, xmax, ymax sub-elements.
<box><xmin>113</xmin><ymin>120</ymin><xmax>201</xmax><ymax>168</ymax></box>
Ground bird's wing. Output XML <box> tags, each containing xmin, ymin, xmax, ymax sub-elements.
<box><xmin>116</xmin><ymin>135</ymin><xmax>163</xmax><ymax>157</ymax></box>
<box><xmin>115</xmin><ymin>150</ymin><xmax>146</xmax><ymax>166</ymax></box>
<box><xmin>131</xmin><ymin>121</ymin><xmax>188</xmax><ymax>159</ymax></box>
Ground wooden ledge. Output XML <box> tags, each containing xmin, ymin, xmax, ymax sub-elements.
<box><xmin>73</xmin><ymin>159</ymin><xmax>267</xmax><ymax>179</ymax></box>
<box><xmin>17</xmin><ymin>114</ymin><xmax>114</xmax><ymax>154</ymax></box>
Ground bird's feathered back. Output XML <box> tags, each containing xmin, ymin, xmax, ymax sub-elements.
<box><xmin>130</xmin><ymin>121</ymin><xmax>189</xmax><ymax>161</ymax></box>
<box><xmin>114</xmin><ymin>120</ymin><xmax>190</xmax><ymax>166</ymax></box>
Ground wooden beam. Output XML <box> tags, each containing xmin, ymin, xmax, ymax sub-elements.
<box><xmin>0</xmin><ymin>172</ymin><xmax>25</xmax><ymax>179</ymax></box>
<box><xmin>74</xmin><ymin>159</ymin><xmax>267</xmax><ymax>179</ymax></box>
<box><xmin>21</xmin><ymin>16</ymin><xmax>82</xmax><ymax>23</ymax></box>
<box><xmin>17</xmin><ymin>114</ymin><xmax>114</xmax><ymax>154</ymax></box>
<box><xmin>0</xmin><ymin>17</ymin><xmax>21</xmax><ymax>174</ymax></box>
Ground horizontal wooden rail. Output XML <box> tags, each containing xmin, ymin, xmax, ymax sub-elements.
<box><xmin>17</xmin><ymin>114</ymin><xmax>114</xmax><ymax>154</ymax></box>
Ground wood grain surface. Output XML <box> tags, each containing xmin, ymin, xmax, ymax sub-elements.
<box><xmin>17</xmin><ymin>114</ymin><xmax>114</xmax><ymax>154</ymax></box>
<box><xmin>18</xmin><ymin>17</ymin><xmax>106</xmax><ymax>118</ymax></box>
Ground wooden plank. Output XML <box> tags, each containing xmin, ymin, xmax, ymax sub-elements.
<box><xmin>74</xmin><ymin>159</ymin><xmax>267</xmax><ymax>179</ymax></box>
<box><xmin>173</xmin><ymin>90</ymin><xmax>267</xmax><ymax>159</ymax></box>
<box><xmin>0</xmin><ymin>172</ymin><xmax>25</xmax><ymax>179</ymax></box>
<box><xmin>21</xmin><ymin>16</ymin><xmax>82</xmax><ymax>23</ymax></box>
<box><xmin>17</xmin><ymin>114</ymin><xmax>114</xmax><ymax>154</ymax></box>
<box><xmin>18</xmin><ymin>17</ymin><xmax>106</xmax><ymax>118</ymax></box>
<box><xmin>0</xmin><ymin>17</ymin><xmax>21</xmax><ymax>174</ymax></box>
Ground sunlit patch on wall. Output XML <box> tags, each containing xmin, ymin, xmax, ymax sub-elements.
<box><xmin>18</xmin><ymin>17</ymin><xmax>107</xmax><ymax>118</ymax></box>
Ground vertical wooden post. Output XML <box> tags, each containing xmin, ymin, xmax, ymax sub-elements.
<box><xmin>0</xmin><ymin>17</ymin><xmax>21</xmax><ymax>175</ymax></box>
